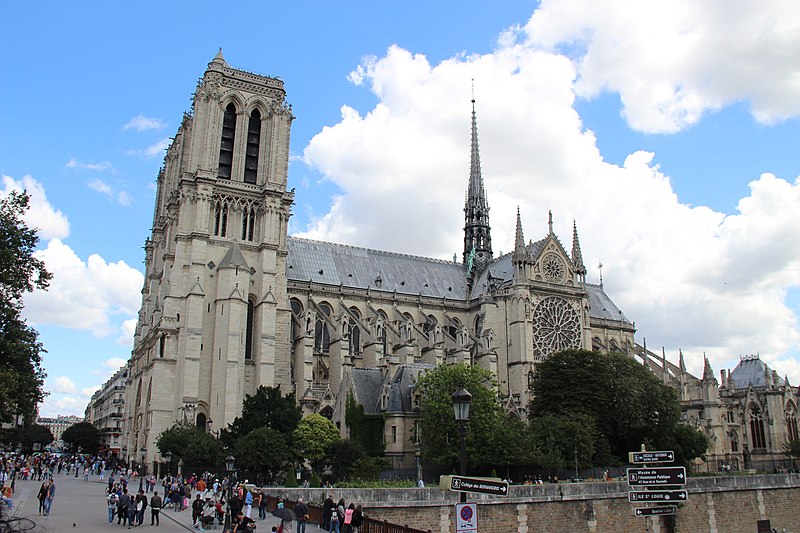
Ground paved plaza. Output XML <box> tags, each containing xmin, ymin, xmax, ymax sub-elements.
<box><xmin>6</xmin><ymin>472</ymin><xmax>326</xmax><ymax>533</ymax></box>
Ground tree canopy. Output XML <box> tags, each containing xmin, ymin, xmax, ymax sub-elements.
<box><xmin>220</xmin><ymin>385</ymin><xmax>302</xmax><ymax>449</ymax></box>
<box><xmin>292</xmin><ymin>413</ymin><xmax>340</xmax><ymax>473</ymax></box>
<box><xmin>530</xmin><ymin>349</ymin><xmax>707</xmax><ymax>465</ymax></box>
<box><xmin>415</xmin><ymin>363</ymin><xmax>523</xmax><ymax>471</ymax></box>
<box><xmin>0</xmin><ymin>191</ymin><xmax>51</xmax><ymax>424</ymax></box>
<box><xmin>156</xmin><ymin>422</ymin><xmax>221</xmax><ymax>466</ymax></box>
<box><xmin>233</xmin><ymin>427</ymin><xmax>292</xmax><ymax>484</ymax></box>
<box><xmin>61</xmin><ymin>421</ymin><xmax>100</xmax><ymax>454</ymax></box>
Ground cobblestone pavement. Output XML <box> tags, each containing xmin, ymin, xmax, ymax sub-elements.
<box><xmin>6</xmin><ymin>472</ymin><xmax>328</xmax><ymax>533</ymax></box>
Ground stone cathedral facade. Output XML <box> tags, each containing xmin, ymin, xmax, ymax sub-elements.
<box><xmin>123</xmin><ymin>54</ymin><xmax>797</xmax><ymax>472</ymax></box>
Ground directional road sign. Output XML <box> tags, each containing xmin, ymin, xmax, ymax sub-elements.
<box><xmin>634</xmin><ymin>506</ymin><xmax>678</xmax><ymax>517</ymax></box>
<box><xmin>628</xmin><ymin>490</ymin><xmax>688</xmax><ymax>503</ymax></box>
<box><xmin>449</xmin><ymin>475</ymin><xmax>509</xmax><ymax>496</ymax></box>
<box><xmin>627</xmin><ymin>467</ymin><xmax>686</xmax><ymax>486</ymax></box>
<box><xmin>629</xmin><ymin>450</ymin><xmax>675</xmax><ymax>464</ymax></box>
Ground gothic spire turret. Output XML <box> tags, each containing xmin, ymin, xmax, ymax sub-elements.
<box><xmin>463</xmin><ymin>98</ymin><xmax>492</xmax><ymax>278</ymax></box>
<box><xmin>571</xmin><ymin>220</ymin><xmax>587</xmax><ymax>283</ymax></box>
<box><xmin>514</xmin><ymin>207</ymin><xmax>525</xmax><ymax>253</ymax></box>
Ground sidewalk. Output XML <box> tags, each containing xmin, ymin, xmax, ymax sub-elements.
<box><xmin>159</xmin><ymin>497</ymin><xmax>328</xmax><ymax>533</ymax></box>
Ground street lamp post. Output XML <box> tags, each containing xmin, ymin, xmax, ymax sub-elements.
<box><xmin>223</xmin><ymin>455</ymin><xmax>236</xmax><ymax>533</ymax></box>
<box><xmin>139</xmin><ymin>447</ymin><xmax>147</xmax><ymax>492</ymax></box>
<box><xmin>452</xmin><ymin>388</ymin><xmax>472</xmax><ymax>504</ymax></box>
<box><xmin>164</xmin><ymin>451</ymin><xmax>173</xmax><ymax>477</ymax></box>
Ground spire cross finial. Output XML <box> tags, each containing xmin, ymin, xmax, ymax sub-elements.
<box><xmin>471</xmin><ymin>78</ymin><xmax>475</xmax><ymax>102</ymax></box>
<box><xmin>598</xmin><ymin>262</ymin><xmax>604</xmax><ymax>285</ymax></box>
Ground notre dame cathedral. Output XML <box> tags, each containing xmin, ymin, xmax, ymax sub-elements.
<box><xmin>123</xmin><ymin>52</ymin><xmax>798</xmax><ymax>474</ymax></box>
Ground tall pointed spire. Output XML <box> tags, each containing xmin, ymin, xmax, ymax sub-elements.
<box><xmin>463</xmin><ymin>95</ymin><xmax>492</xmax><ymax>278</ymax></box>
<box><xmin>514</xmin><ymin>207</ymin><xmax>525</xmax><ymax>252</ymax></box>
<box><xmin>571</xmin><ymin>220</ymin><xmax>587</xmax><ymax>283</ymax></box>
<box><xmin>702</xmin><ymin>354</ymin><xmax>714</xmax><ymax>382</ymax></box>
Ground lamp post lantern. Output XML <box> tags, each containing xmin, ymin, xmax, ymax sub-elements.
<box><xmin>452</xmin><ymin>387</ymin><xmax>472</xmax><ymax>503</ymax></box>
<box><xmin>223</xmin><ymin>455</ymin><xmax>236</xmax><ymax>532</ymax></box>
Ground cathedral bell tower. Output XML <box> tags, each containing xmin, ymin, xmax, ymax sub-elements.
<box><xmin>463</xmin><ymin>98</ymin><xmax>493</xmax><ymax>284</ymax></box>
<box><xmin>126</xmin><ymin>51</ymin><xmax>295</xmax><ymax>466</ymax></box>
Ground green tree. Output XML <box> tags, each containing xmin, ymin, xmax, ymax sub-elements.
<box><xmin>345</xmin><ymin>394</ymin><xmax>385</xmax><ymax>456</ymax></box>
<box><xmin>415</xmin><ymin>363</ymin><xmax>507</xmax><ymax>471</ymax></box>
<box><xmin>292</xmin><ymin>414</ymin><xmax>340</xmax><ymax>473</ymax></box>
<box><xmin>528</xmin><ymin>413</ymin><xmax>597</xmax><ymax>472</ymax></box>
<box><xmin>530</xmin><ymin>349</ymin><xmax>694</xmax><ymax>463</ymax></box>
<box><xmin>220</xmin><ymin>385</ymin><xmax>302</xmax><ymax>449</ymax></box>
<box><xmin>156</xmin><ymin>422</ymin><xmax>221</xmax><ymax>466</ymax></box>
<box><xmin>667</xmin><ymin>423</ymin><xmax>709</xmax><ymax>469</ymax></box>
<box><xmin>0</xmin><ymin>191</ymin><xmax>51</xmax><ymax>425</ymax></box>
<box><xmin>233</xmin><ymin>427</ymin><xmax>292</xmax><ymax>484</ymax></box>
<box><xmin>326</xmin><ymin>439</ymin><xmax>388</xmax><ymax>483</ymax></box>
<box><xmin>17</xmin><ymin>423</ymin><xmax>54</xmax><ymax>453</ymax></box>
<box><xmin>61</xmin><ymin>422</ymin><xmax>100</xmax><ymax>454</ymax></box>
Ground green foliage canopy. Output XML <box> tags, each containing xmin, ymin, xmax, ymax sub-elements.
<box><xmin>0</xmin><ymin>191</ymin><xmax>51</xmax><ymax>424</ymax></box>
<box><xmin>233</xmin><ymin>427</ymin><xmax>291</xmax><ymax>484</ymax></box>
<box><xmin>61</xmin><ymin>422</ymin><xmax>100</xmax><ymax>454</ymax></box>
<box><xmin>292</xmin><ymin>414</ymin><xmax>340</xmax><ymax>472</ymax></box>
<box><xmin>156</xmin><ymin>422</ymin><xmax>221</xmax><ymax>466</ymax></box>
<box><xmin>531</xmin><ymin>349</ymin><xmax>706</xmax><ymax>465</ymax></box>
<box><xmin>220</xmin><ymin>385</ymin><xmax>301</xmax><ymax>449</ymax></box>
<box><xmin>415</xmin><ymin>363</ymin><xmax>516</xmax><ymax>471</ymax></box>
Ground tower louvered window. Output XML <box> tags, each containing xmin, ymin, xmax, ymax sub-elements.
<box><xmin>240</xmin><ymin>206</ymin><xmax>256</xmax><ymax>241</ymax></box>
<box><xmin>218</xmin><ymin>103</ymin><xmax>237</xmax><ymax>179</ymax></box>
<box><xmin>244</xmin><ymin>299</ymin><xmax>255</xmax><ymax>360</ymax></box>
<box><xmin>244</xmin><ymin>109</ymin><xmax>261</xmax><ymax>184</ymax></box>
<box><xmin>213</xmin><ymin>201</ymin><xmax>229</xmax><ymax>237</ymax></box>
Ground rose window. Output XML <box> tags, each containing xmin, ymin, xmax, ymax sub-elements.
<box><xmin>532</xmin><ymin>296</ymin><xmax>581</xmax><ymax>360</ymax></box>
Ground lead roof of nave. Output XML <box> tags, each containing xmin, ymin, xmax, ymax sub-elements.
<box><xmin>285</xmin><ymin>236</ymin><xmax>630</xmax><ymax>324</ymax></box>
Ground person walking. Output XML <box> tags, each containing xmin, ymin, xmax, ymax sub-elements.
<box><xmin>244</xmin><ymin>488</ymin><xmax>253</xmax><ymax>518</ymax></box>
<box><xmin>136</xmin><ymin>489</ymin><xmax>148</xmax><ymax>526</ymax></box>
<box><xmin>321</xmin><ymin>495</ymin><xmax>334</xmax><ymax>530</ymax></box>
<box><xmin>107</xmin><ymin>491</ymin><xmax>119</xmax><ymax>524</ymax></box>
<box><xmin>294</xmin><ymin>498</ymin><xmax>309</xmax><ymax>533</ymax></box>
<box><xmin>36</xmin><ymin>480</ymin><xmax>48</xmax><ymax>515</ymax></box>
<box><xmin>118</xmin><ymin>488</ymin><xmax>131</xmax><ymax>526</ymax></box>
<box><xmin>351</xmin><ymin>505</ymin><xmax>363</xmax><ymax>533</ymax></box>
<box><xmin>43</xmin><ymin>478</ymin><xmax>56</xmax><ymax>516</ymax></box>
<box><xmin>150</xmin><ymin>491</ymin><xmax>163</xmax><ymax>526</ymax></box>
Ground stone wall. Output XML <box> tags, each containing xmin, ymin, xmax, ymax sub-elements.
<box><xmin>265</xmin><ymin>474</ymin><xmax>800</xmax><ymax>533</ymax></box>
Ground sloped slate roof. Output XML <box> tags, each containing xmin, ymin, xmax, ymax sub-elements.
<box><xmin>286</xmin><ymin>237</ymin><xmax>468</xmax><ymax>299</ymax></box>
<box><xmin>285</xmin><ymin>237</ymin><xmax>630</xmax><ymax>324</ymax></box>
<box><xmin>350</xmin><ymin>368</ymin><xmax>385</xmax><ymax>414</ymax></box>
<box><xmin>729</xmin><ymin>357</ymin><xmax>784</xmax><ymax>390</ymax></box>
<box><xmin>585</xmin><ymin>283</ymin><xmax>631</xmax><ymax>323</ymax></box>
<box><xmin>384</xmin><ymin>363</ymin><xmax>433</xmax><ymax>414</ymax></box>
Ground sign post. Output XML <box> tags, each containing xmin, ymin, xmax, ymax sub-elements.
<box><xmin>634</xmin><ymin>506</ymin><xmax>678</xmax><ymax>517</ymax></box>
<box><xmin>629</xmin><ymin>451</ymin><xmax>675</xmax><ymax>464</ymax></box>
<box><xmin>455</xmin><ymin>502</ymin><xmax>477</xmax><ymax>533</ymax></box>
<box><xmin>448</xmin><ymin>475</ymin><xmax>509</xmax><ymax>496</ymax></box>
<box><xmin>627</xmin><ymin>466</ymin><xmax>686</xmax><ymax>486</ymax></box>
<box><xmin>628</xmin><ymin>490</ymin><xmax>688</xmax><ymax>503</ymax></box>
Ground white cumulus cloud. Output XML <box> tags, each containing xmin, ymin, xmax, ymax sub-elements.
<box><xmin>53</xmin><ymin>376</ymin><xmax>78</xmax><ymax>394</ymax></box>
<box><xmin>298</xmin><ymin>29</ymin><xmax>800</xmax><ymax>383</ymax></box>
<box><xmin>1</xmin><ymin>175</ymin><xmax>70</xmax><ymax>240</ymax></box>
<box><xmin>523</xmin><ymin>0</ymin><xmax>800</xmax><ymax>133</ymax></box>
<box><xmin>123</xmin><ymin>114</ymin><xmax>166</xmax><ymax>132</ymax></box>
<box><xmin>24</xmin><ymin>239</ymin><xmax>144</xmax><ymax>337</ymax></box>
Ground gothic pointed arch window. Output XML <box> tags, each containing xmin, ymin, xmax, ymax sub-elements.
<box><xmin>244</xmin><ymin>109</ymin><xmax>261</xmax><ymax>184</ymax></box>
<box><xmin>290</xmin><ymin>299</ymin><xmax>304</xmax><ymax>344</ymax></box>
<box><xmin>376</xmin><ymin>309</ymin><xmax>388</xmax><ymax>356</ymax></box>
<box><xmin>749</xmin><ymin>405</ymin><xmax>767</xmax><ymax>449</ymax></box>
<box><xmin>244</xmin><ymin>298</ymin><xmax>255</xmax><ymax>360</ymax></box>
<box><xmin>218</xmin><ymin>103</ymin><xmax>237</xmax><ymax>179</ymax></box>
<box><xmin>213</xmin><ymin>200</ymin><xmax>229</xmax><ymax>237</ymax></box>
<box><xmin>787</xmin><ymin>404</ymin><xmax>799</xmax><ymax>442</ymax></box>
<box><xmin>424</xmin><ymin>315</ymin><xmax>437</xmax><ymax>340</ymax></box>
<box><xmin>348</xmin><ymin>307</ymin><xmax>361</xmax><ymax>356</ymax></box>
<box><xmin>314</xmin><ymin>302</ymin><xmax>332</xmax><ymax>354</ymax></box>
<box><xmin>196</xmin><ymin>412</ymin><xmax>207</xmax><ymax>432</ymax></box>
<box><xmin>729</xmin><ymin>429</ymin><xmax>739</xmax><ymax>452</ymax></box>
<box><xmin>241</xmin><ymin>206</ymin><xmax>256</xmax><ymax>241</ymax></box>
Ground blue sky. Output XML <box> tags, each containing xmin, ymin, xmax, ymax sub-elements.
<box><xmin>2</xmin><ymin>1</ymin><xmax>799</xmax><ymax>417</ymax></box>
